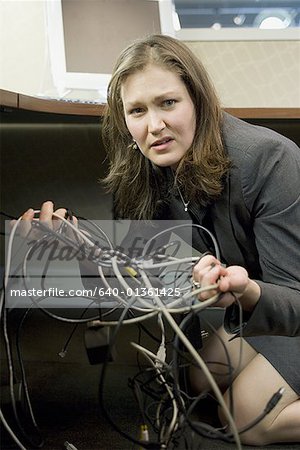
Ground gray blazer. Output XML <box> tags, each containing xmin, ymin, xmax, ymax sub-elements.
<box><xmin>161</xmin><ymin>113</ymin><xmax>300</xmax><ymax>337</ymax></box>
<box><xmin>80</xmin><ymin>114</ymin><xmax>300</xmax><ymax>337</ymax></box>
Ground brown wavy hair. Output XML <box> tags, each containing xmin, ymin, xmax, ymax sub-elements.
<box><xmin>102</xmin><ymin>35</ymin><xmax>230</xmax><ymax>219</ymax></box>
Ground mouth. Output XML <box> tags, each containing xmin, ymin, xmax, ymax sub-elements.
<box><xmin>151</xmin><ymin>137</ymin><xmax>174</xmax><ymax>149</ymax></box>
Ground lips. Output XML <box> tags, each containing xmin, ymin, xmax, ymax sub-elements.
<box><xmin>151</xmin><ymin>137</ymin><xmax>174</xmax><ymax>148</ymax></box>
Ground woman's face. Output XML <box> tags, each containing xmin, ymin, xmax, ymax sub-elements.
<box><xmin>121</xmin><ymin>64</ymin><xmax>196</xmax><ymax>169</ymax></box>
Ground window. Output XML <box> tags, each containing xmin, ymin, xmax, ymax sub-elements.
<box><xmin>173</xmin><ymin>0</ymin><xmax>300</xmax><ymax>40</ymax></box>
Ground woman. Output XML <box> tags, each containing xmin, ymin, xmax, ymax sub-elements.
<box><xmin>101</xmin><ymin>34</ymin><xmax>300</xmax><ymax>445</ymax></box>
<box><xmin>20</xmin><ymin>35</ymin><xmax>299</xmax><ymax>445</ymax></box>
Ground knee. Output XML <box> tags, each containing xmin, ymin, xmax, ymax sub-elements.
<box><xmin>189</xmin><ymin>364</ymin><xmax>230</xmax><ymax>394</ymax></box>
<box><xmin>189</xmin><ymin>364</ymin><xmax>206</xmax><ymax>393</ymax></box>
<box><xmin>218</xmin><ymin>390</ymin><xmax>272</xmax><ymax>446</ymax></box>
<box><xmin>238</xmin><ymin>427</ymin><xmax>270</xmax><ymax>446</ymax></box>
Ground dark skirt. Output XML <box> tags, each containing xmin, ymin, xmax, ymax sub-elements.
<box><xmin>245</xmin><ymin>335</ymin><xmax>300</xmax><ymax>395</ymax></box>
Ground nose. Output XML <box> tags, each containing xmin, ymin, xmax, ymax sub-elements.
<box><xmin>148</xmin><ymin>111</ymin><xmax>166</xmax><ymax>135</ymax></box>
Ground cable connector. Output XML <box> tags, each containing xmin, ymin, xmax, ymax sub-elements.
<box><xmin>155</xmin><ymin>344</ymin><xmax>166</xmax><ymax>369</ymax></box>
<box><xmin>84</xmin><ymin>326</ymin><xmax>115</xmax><ymax>364</ymax></box>
<box><xmin>265</xmin><ymin>387</ymin><xmax>285</xmax><ymax>413</ymax></box>
<box><xmin>137</xmin><ymin>258</ymin><xmax>154</xmax><ymax>269</ymax></box>
<box><xmin>125</xmin><ymin>266</ymin><xmax>138</xmax><ymax>277</ymax></box>
<box><xmin>140</xmin><ymin>424</ymin><xmax>149</xmax><ymax>442</ymax></box>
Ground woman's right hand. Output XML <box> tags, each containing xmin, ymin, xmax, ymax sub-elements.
<box><xmin>11</xmin><ymin>200</ymin><xmax>77</xmax><ymax>238</ymax></box>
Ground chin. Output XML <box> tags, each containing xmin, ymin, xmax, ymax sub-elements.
<box><xmin>151</xmin><ymin>156</ymin><xmax>182</xmax><ymax>168</ymax></box>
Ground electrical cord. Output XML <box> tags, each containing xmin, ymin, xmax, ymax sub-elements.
<box><xmin>3</xmin><ymin>210</ymin><xmax>281</xmax><ymax>450</ymax></box>
<box><xmin>97</xmin><ymin>298</ymin><xmax>162</xmax><ymax>449</ymax></box>
<box><xmin>230</xmin><ymin>387</ymin><xmax>285</xmax><ymax>437</ymax></box>
<box><xmin>138</xmin><ymin>267</ymin><xmax>242</xmax><ymax>450</ymax></box>
<box><xmin>1</xmin><ymin>293</ymin><xmax>44</xmax><ymax>448</ymax></box>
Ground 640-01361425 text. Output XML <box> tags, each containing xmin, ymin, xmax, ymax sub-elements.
<box><xmin>8</xmin><ymin>287</ymin><xmax>182</xmax><ymax>298</ymax></box>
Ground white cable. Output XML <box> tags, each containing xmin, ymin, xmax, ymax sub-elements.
<box><xmin>4</xmin><ymin>217</ymin><xmax>23</xmax><ymax>290</ymax></box>
<box><xmin>156</xmin><ymin>313</ymin><xmax>166</xmax><ymax>369</ymax></box>
<box><xmin>43</xmin><ymin>210</ymin><xmax>95</xmax><ymax>247</ymax></box>
<box><xmin>141</xmin><ymin>223</ymin><xmax>221</xmax><ymax>260</ymax></box>
<box><xmin>163</xmin><ymin>283</ymin><xmax>219</xmax><ymax>309</ymax></box>
<box><xmin>97</xmin><ymin>263</ymin><xmax>150</xmax><ymax>312</ymax></box>
<box><xmin>1</xmin><ymin>219</ymin><xmax>28</xmax><ymax>449</ymax></box>
<box><xmin>6</xmin><ymin>220</ymin><xmax>158</xmax><ymax>325</ymax></box>
<box><xmin>4</xmin><ymin>213</ymin><xmax>241</xmax><ymax>448</ymax></box>
<box><xmin>138</xmin><ymin>256</ymin><xmax>200</xmax><ymax>270</ymax></box>
<box><xmin>87</xmin><ymin>310</ymin><xmax>158</xmax><ymax>327</ymax></box>
<box><xmin>131</xmin><ymin>342</ymin><xmax>178</xmax><ymax>445</ymax></box>
<box><xmin>97</xmin><ymin>265</ymin><xmax>131</xmax><ymax>309</ymax></box>
<box><xmin>110</xmin><ymin>257</ymin><xmax>160</xmax><ymax>311</ymax></box>
<box><xmin>138</xmin><ymin>268</ymin><xmax>242</xmax><ymax>450</ymax></box>
<box><xmin>131</xmin><ymin>342</ymin><xmax>168</xmax><ymax>369</ymax></box>
<box><xmin>0</xmin><ymin>406</ymin><xmax>27</xmax><ymax>450</ymax></box>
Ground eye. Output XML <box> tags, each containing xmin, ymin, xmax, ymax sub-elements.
<box><xmin>129</xmin><ymin>107</ymin><xmax>144</xmax><ymax>116</ymax></box>
<box><xmin>163</xmin><ymin>99</ymin><xmax>177</xmax><ymax>107</ymax></box>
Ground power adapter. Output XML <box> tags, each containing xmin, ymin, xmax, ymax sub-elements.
<box><xmin>84</xmin><ymin>326</ymin><xmax>115</xmax><ymax>365</ymax></box>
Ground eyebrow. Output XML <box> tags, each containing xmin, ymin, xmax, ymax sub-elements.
<box><xmin>124</xmin><ymin>91</ymin><xmax>179</xmax><ymax>108</ymax></box>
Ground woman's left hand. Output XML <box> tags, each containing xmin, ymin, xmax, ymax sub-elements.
<box><xmin>192</xmin><ymin>254</ymin><xmax>260</xmax><ymax>309</ymax></box>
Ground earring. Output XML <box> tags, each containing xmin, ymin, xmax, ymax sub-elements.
<box><xmin>132</xmin><ymin>140</ymin><xmax>138</xmax><ymax>150</ymax></box>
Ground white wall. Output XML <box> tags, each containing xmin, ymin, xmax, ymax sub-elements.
<box><xmin>0</xmin><ymin>0</ymin><xmax>53</xmax><ymax>96</ymax></box>
<box><xmin>0</xmin><ymin>0</ymin><xmax>299</xmax><ymax>107</ymax></box>
<box><xmin>186</xmin><ymin>40</ymin><xmax>300</xmax><ymax>108</ymax></box>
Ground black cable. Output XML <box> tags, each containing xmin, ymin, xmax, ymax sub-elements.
<box><xmin>229</xmin><ymin>387</ymin><xmax>285</xmax><ymax>437</ymax></box>
<box><xmin>1</xmin><ymin>293</ymin><xmax>44</xmax><ymax>447</ymax></box>
<box><xmin>98</xmin><ymin>300</ymin><xmax>162</xmax><ymax>449</ymax></box>
<box><xmin>21</xmin><ymin>236</ymin><xmax>102</xmax><ymax>323</ymax></box>
<box><xmin>171</xmin><ymin>310</ymin><xmax>239</xmax><ymax>443</ymax></box>
<box><xmin>15</xmin><ymin>308</ymin><xmax>45</xmax><ymax>444</ymax></box>
<box><xmin>200</xmin><ymin>317</ymin><xmax>235</xmax><ymax>418</ymax></box>
<box><xmin>186</xmin><ymin>381</ymin><xmax>285</xmax><ymax>442</ymax></box>
<box><xmin>6</xmin><ymin>212</ymin><xmax>264</xmax><ymax>448</ymax></box>
<box><xmin>58</xmin><ymin>306</ymin><xmax>94</xmax><ymax>358</ymax></box>
<box><xmin>0</xmin><ymin>211</ymin><xmax>17</xmax><ymax>220</ymax></box>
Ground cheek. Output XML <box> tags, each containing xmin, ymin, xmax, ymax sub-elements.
<box><xmin>176</xmin><ymin>118</ymin><xmax>195</xmax><ymax>143</ymax></box>
<box><xmin>124</xmin><ymin>116</ymin><xmax>133</xmax><ymax>136</ymax></box>
<box><xmin>125</xmin><ymin>118</ymin><xmax>143</xmax><ymax>141</ymax></box>
<box><xmin>184</xmin><ymin>109</ymin><xmax>196</xmax><ymax>143</ymax></box>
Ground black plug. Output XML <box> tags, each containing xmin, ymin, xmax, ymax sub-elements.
<box><xmin>84</xmin><ymin>326</ymin><xmax>115</xmax><ymax>365</ymax></box>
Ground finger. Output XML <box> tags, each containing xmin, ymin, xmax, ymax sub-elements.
<box><xmin>22</xmin><ymin>208</ymin><xmax>35</xmax><ymax>221</ymax></box>
<box><xmin>13</xmin><ymin>208</ymin><xmax>35</xmax><ymax>237</ymax></box>
<box><xmin>65</xmin><ymin>215</ymin><xmax>80</xmax><ymax>241</ymax></box>
<box><xmin>193</xmin><ymin>262</ymin><xmax>222</xmax><ymax>286</ymax></box>
<box><xmin>52</xmin><ymin>208</ymin><xmax>67</xmax><ymax>232</ymax></box>
<box><xmin>39</xmin><ymin>201</ymin><xmax>54</xmax><ymax>228</ymax></box>
<box><xmin>193</xmin><ymin>255</ymin><xmax>220</xmax><ymax>277</ymax></box>
<box><xmin>72</xmin><ymin>216</ymin><xmax>78</xmax><ymax>226</ymax></box>
<box><xmin>218</xmin><ymin>266</ymin><xmax>249</xmax><ymax>295</ymax></box>
<box><xmin>218</xmin><ymin>276</ymin><xmax>231</xmax><ymax>293</ymax></box>
<box><xmin>196</xmin><ymin>265</ymin><xmax>228</xmax><ymax>301</ymax></box>
<box><xmin>53</xmin><ymin>208</ymin><xmax>67</xmax><ymax>220</ymax></box>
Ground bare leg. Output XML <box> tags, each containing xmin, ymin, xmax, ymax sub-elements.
<box><xmin>189</xmin><ymin>326</ymin><xmax>300</xmax><ymax>445</ymax></box>
<box><xmin>189</xmin><ymin>326</ymin><xmax>257</xmax><ymax>393</ymax></box>
<box><xmin>220</xmin><ymin>353</ymin><xmax>300</xmax><ymax>445</ymax></box>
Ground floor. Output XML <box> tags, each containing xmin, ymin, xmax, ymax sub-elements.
<box><xmin>1</xmin><ymin>310</ymin><xmax>300</xmax><ymax>450</ymax></box>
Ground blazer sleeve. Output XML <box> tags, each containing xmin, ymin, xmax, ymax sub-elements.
<box><xmin>224</xmin><ymin>130</ymin><xmax>300</xmax><ymax>337</ymax></box>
